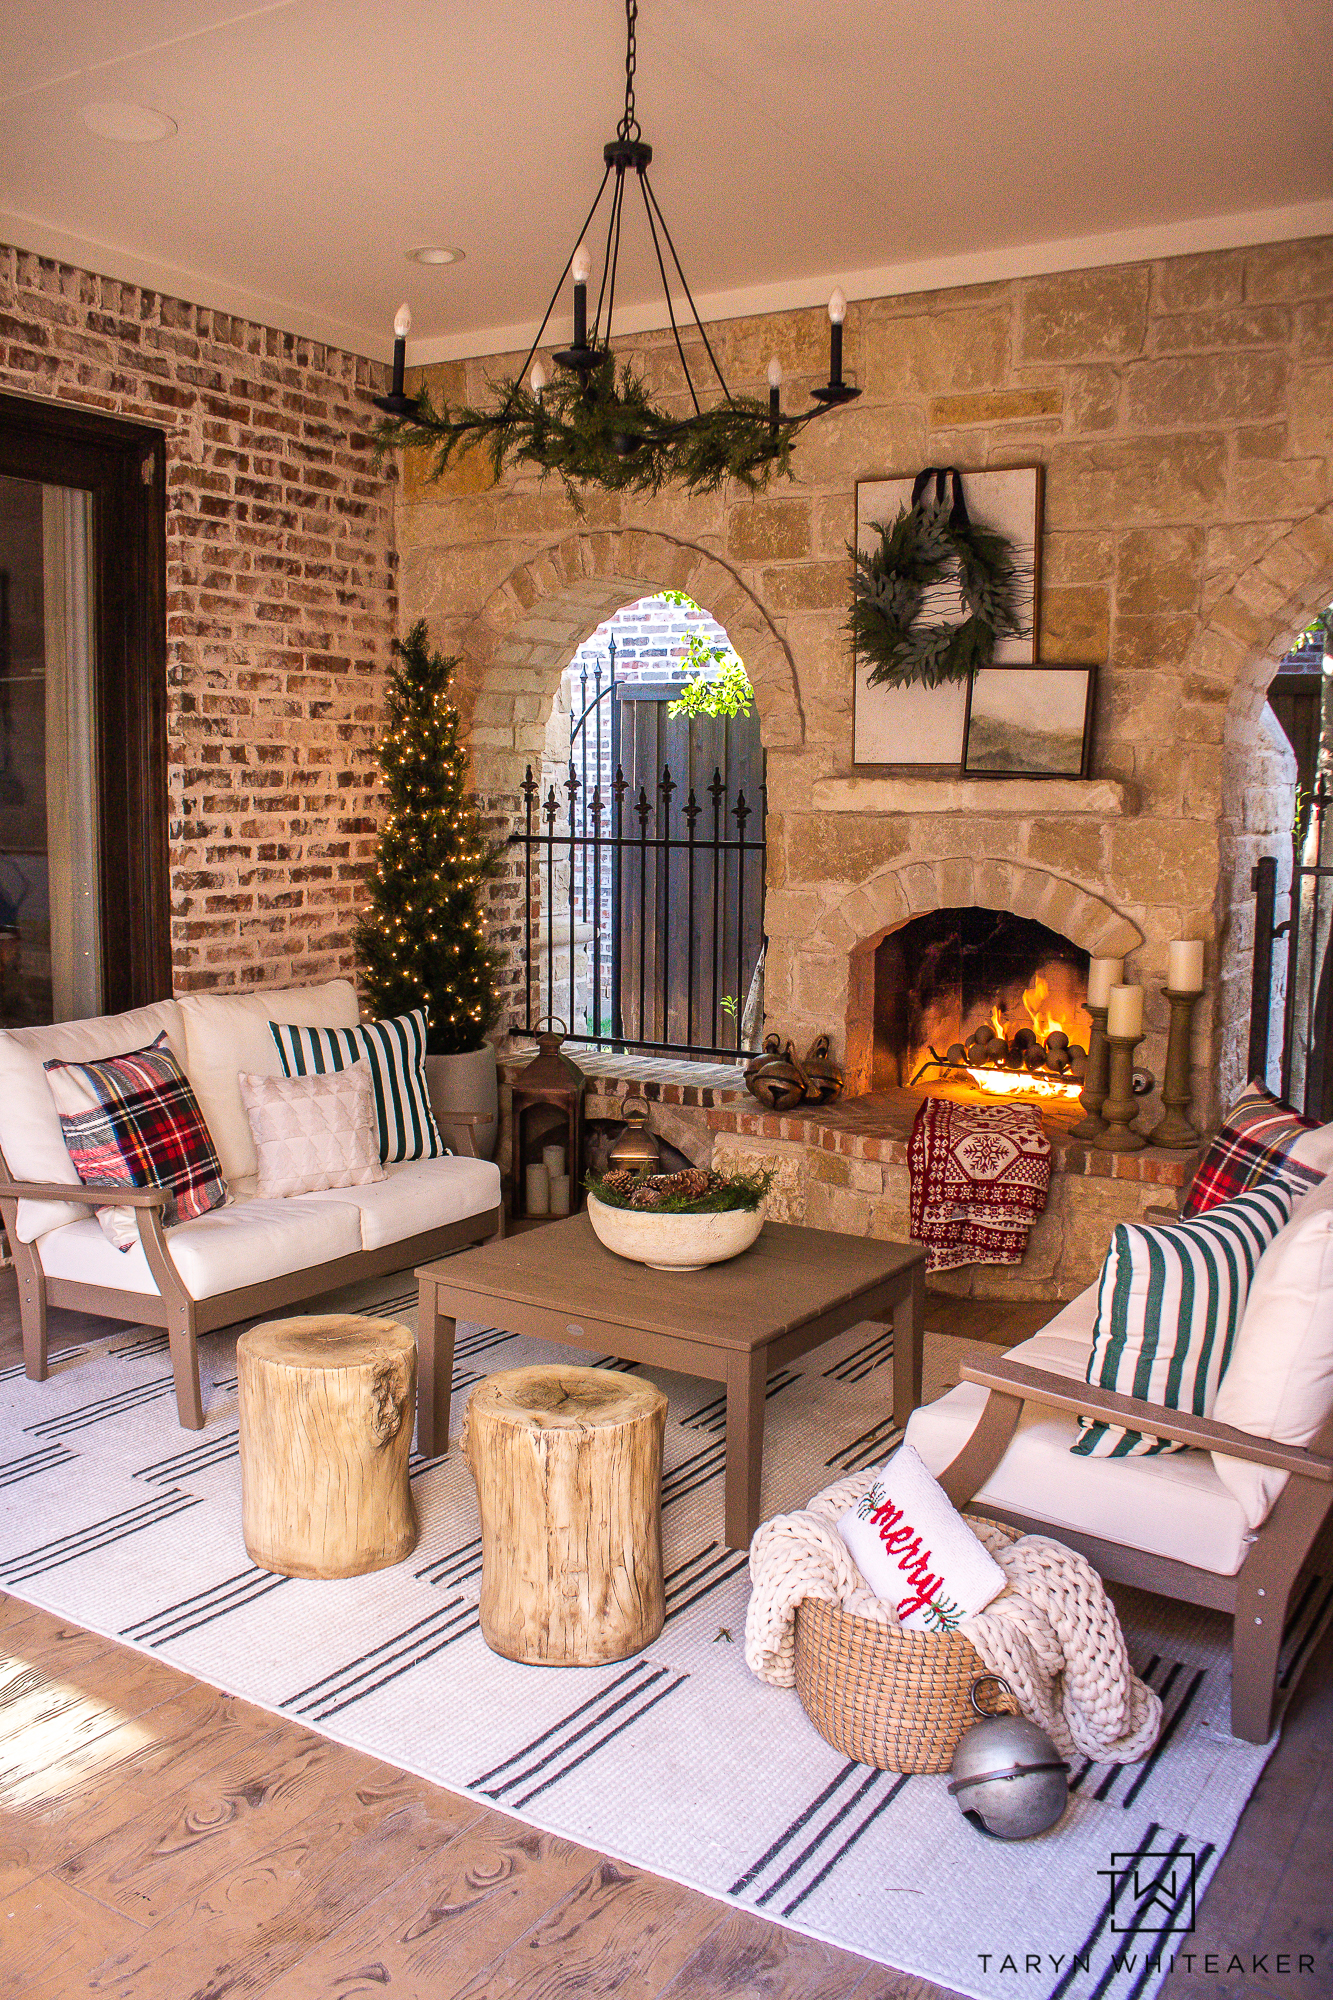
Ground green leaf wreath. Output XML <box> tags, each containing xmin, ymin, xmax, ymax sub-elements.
<box><xmin>849</xmin><ymin>474</ymin><xmax>1032</xmax><ymax>690</ymax></box>
<box><xmin>374</xmin><ymin>353</ymin><xmax>796</xmax><ymax>509</ymax></box>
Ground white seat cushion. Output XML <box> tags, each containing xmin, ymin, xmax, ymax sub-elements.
<box><xmin>320</xmin><ymin>1155</ymin><xmax>502</xmax><ymax>1251</ymax></box>
<box><xmin>35</xmin><ymin>1193</ymin><xmax>363</xmax><ymax>1300</ymax></box>
<box><xmin>905</xmin><ymin>1293</ymin><xmax>1253</xmax><ymax>1577</ymax></box>
<box><xmin>178</xmin><ymin>980</ymin><xmax>359</xmax><ymax>1185</ymax></box>
<box><xmin>0</xmin><ymin>1001</ymin><xmax>187</xmax><ymax>1242</ymax></box>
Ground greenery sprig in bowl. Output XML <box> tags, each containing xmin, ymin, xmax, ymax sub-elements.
<box><xmin>585</xmin><ymin>1166</ymin><xmax>773</xmax><ymax>1214</ymax></box>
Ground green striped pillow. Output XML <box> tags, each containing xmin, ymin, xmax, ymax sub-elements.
<box><xmin>269</xmin><ymin>1009</ymin><xmax>444</xmax><ymax>1164</ymax></box>
<box><xmin>1073</xmin><ymin>1182</ymin><xmax>1293</xmax><ymax>1459</ymax></box>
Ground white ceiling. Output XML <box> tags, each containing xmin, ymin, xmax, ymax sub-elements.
<box><xmin>3</xmin><ymin>0</ymin><xmax>1331</xmax><ymax>365</ymax></box>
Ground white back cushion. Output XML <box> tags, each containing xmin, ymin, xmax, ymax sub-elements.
<box><xmin>1211</xmin><ymin>1175</ymin><xmax>1333</xmax><ymax>1530</ymax></box>
<box><xmin>0</xmin><ymin>1000</ymin><xmax>186</xmax><ymax>1241</ymax></box>
<box><xmin>178</xmin><ymin>980</ymin><xmax>359</xmax><ymax>1183</ymax></box>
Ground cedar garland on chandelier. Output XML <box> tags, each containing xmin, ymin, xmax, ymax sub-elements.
<box><xmin>355</xmin><ymin>621</ymin><xmax>502</xmax><ymax>1054</ymax></box>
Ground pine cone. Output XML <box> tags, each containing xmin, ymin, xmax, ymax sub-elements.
<box><xmin>628</xmin><ymin>1183</ymin><xmax>664</xmax><ymax>1209</ymax></box>
<box><xmin>601</xmin><ymin>1169</ymin><xmax>641</xmax><ymax>1199</ymax></box>
<box><xmin>655</xmin><ymin>1168</ymin><xmax>715</xmax><ymax>1202</ymax></box>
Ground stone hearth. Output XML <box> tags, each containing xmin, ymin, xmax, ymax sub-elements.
<box><xmin>499</xmin><ymin>1050</ymin><xmax>1193</xmax><ymax>1302</ymax></box>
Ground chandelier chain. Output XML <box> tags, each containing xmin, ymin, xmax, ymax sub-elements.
<box><xmin>618</xmin><ymin>0</ymin><xmax>640</xmax><ymax>142</ymax></box>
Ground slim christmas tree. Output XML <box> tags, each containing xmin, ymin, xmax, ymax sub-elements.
<box><xmin>356</xmin><ymin>621</ymin><xmax>502</xmax><ymax>1054</ymax></box>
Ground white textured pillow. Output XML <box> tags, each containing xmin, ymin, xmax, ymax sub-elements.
<box><xmin>1211</xmin><ymin>1175</ymin><xmax>1333</xmax><ymax>1530</ymax></box>
<box><xmin>239</xmin><ymin>1066</ymin><xmax>385</xmax><ymax>1199</ymax></box>
<box><xmin>836</xmin><ymin>1442</ymin><xmax>1006</xmax><ymax>1632</ymax></box>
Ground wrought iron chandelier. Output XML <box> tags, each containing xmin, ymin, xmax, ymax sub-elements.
<box><xmin>372</xmin><ymin>0</ymin><xmax>859</xmax><ymax>497</ymax></box>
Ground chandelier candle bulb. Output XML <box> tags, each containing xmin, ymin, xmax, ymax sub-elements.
<box><xmin>391</xmin><ymin>302</ymin><xmax>410</xmax><ymax>398</ymax></box>
<box><xmin>768</xmin><ymin>356</ymin><xmax>781</xmax><ymax>432</ymax></box>
<box><xmin>1168</xmin><ymin>940</ymin><xmax>1205</xmax><ymax>993</ymax></box>
<box><xmin>1086</xmin><ymin>956</ymin><xmax>1124</xmax><ymax>1010</ymax></box>
<box><xmin>530</xmin><ymin>359</ymin><xmax>547</xmax><ymax>400</ymax></box>
<box><xmin>828</xmin><ymin>288</ymin><xmax>847</xmax><ymax>388</ymax></box>
<box><xmin>1106</xmin><ymin>984</ymin><xmax>1144</xmax><ymax>1039</ymax></box>
<box><xmin>571</xmin><ymin>246</ymin><xmax>591</xmax><ymax>349</ymax></box>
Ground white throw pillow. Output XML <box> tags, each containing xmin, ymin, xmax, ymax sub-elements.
<box><xmin>836</xmin><ymin>1442</ymin><xmax>1006</xmax><ymax>1633</ymax></box>
<box><xmin>1211</xmin><ymin>1175</ymin><xmax>1333</xmax><ymax>1530</ymax></box>
<box><xmin>239</xmin><ymin>1066</ymin><xmax>386</xmax><ymax>1199</ymax></box>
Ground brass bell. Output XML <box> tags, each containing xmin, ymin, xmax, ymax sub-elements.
<box><xmin>744</xmin><ymin>1034</ymin><xmax>809</xmax><ymax>1113</ymax></box>
<box><xmin>801</xmin><ymin>1034</ymin><xmax>844</xmax><ymax>1104</ymax></box>
<box><xmin>607</xmin><ymin>1098</ymin><xmax>662</xmax><ymax>1176</ymax></box>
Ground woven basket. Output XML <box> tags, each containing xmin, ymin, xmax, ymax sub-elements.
<box><xmin>794</xmin><ymin>1597</ymin><xmax>983</xmax><ymax>1773</ymax></box>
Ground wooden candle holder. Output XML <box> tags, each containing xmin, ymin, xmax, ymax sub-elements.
<box><xmin>1070</xmin><ymin>1003</ymin><xmax>1110</xmax><ymax>1140</ymax></box>
<box><xmin>1093</xmin><ymin>1031</ymin><xmax>1147</xmax><ymax>1152</ymax></box>
<box><xmin>1149</xmin><ymin>986</ymin><xmax>1203</xmax><ymax>1149</ymax></box>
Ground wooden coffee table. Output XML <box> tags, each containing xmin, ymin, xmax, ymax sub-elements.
<box><xmin>417</xmin><ymin>1217</ymin><xmax>926</xmax><ymax>1548</ymax></box>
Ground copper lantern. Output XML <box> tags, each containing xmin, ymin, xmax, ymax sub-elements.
<box><xmin>510</xmin><ymin>1018</ymin><xmax>585</xmax><ymax>1220</ymax></box>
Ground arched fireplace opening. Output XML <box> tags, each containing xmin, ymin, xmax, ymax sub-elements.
<box><xmin>852</xmin><ymin>907</ymin><xmax>1092</xmax><ymax>1104</ymax></box>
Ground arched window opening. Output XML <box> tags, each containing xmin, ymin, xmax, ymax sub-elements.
<box><xmin>520</xmin><ymin>592</ymin><xmax>766</xmax><ymax>1060</ymax></box>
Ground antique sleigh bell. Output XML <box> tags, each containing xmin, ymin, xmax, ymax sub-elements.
<box><xmin>744</xmin><ymin>1034</ymin><xmax>809</xmax><ymax>1113</ymax></box>
<box><xmin>801</xmin><ymin>1034</ymin><xmax>844</xmax><ymax>1105</ymax></box>
<box><xmin>947</xmin><ymin>1678</ymin><xmax>1070</xmax><ymax>1840</ymax></box>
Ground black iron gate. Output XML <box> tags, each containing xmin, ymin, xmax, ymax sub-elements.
<box><xmin>512</xmin><ymin>643</ymin><xmax>765</xmax><ymax>1060</ymax></box>
<box><xmin>1249</xmin><ymin>776</ymin><xmax>1333</xmax><ymax>1118</ymax></box>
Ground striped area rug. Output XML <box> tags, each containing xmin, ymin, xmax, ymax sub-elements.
<box><xmin>0</xmin><ymin>1290</ymin><xmax>1315</xmax><ymax>2000</ymax></box>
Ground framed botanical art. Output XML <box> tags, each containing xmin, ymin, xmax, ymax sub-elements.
<box><xmin>962</xmin><ymin>663</ymin><xmax>1096</xmax><ymax>779</ymax></box>
<box><xmin>851</xmin><ymin>464</ymin><xmax>1044</xmax><ymax>768</ymax></box>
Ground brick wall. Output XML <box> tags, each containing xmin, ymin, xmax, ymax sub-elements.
<box><xmin>0</xmin><ymin>244</ymin><xmax>397</xmax><ymax>994</ymax></box>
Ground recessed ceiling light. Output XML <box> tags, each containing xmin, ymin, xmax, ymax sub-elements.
<box><xmin>81</xmin><ymin>101</ymin><xmax>178</xmax><ymax>144</ymax></box>
<box><xmin>407</xmin><ymin>246</ymin><xmax>466</xmax><ymax>266</ymax></box>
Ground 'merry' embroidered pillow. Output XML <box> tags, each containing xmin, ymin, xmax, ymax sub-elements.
<box><xmin>836</xmin><ymin>1442</ymin><xmax>1006</xmax><ymax>1632</ymax></box>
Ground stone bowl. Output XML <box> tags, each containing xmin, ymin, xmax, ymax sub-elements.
<box><xmin>585</xmin><ymin>1193</ymin><xmax>764</xmax><ymax>1272</ymax></box>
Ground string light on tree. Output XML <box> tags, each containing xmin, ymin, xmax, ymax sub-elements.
<box><xmin>355</xmin><ymin>620</ymin><xmax>502</xmax><ymax>1053</ymax></box>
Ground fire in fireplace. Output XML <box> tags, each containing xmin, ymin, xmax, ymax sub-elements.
<box><xmin>864</xmin><ymin>908</ymin><xmax>1092</xmax><ymax>1104</ymax></box>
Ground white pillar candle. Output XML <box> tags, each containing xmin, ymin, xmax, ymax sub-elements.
<box><xmin>542</xmin><ymin>1143</ymin><xmax>567</xmax><ymax>1179</ymax></box>
<box><xmin>525</xmin><ymin>1162</ymin><xmax>550</xmax><ymax>1216</ymax></box>
<box><xmin>549</xmin><ymin>1173</ymin><xmax>571</xmax><ymax>1218</ymax></box>
<box><xmin>1107</xmin><ymin>984</ymin><xmax>1144</xmax><ymax>1038</ymax></box>
<box><xmin>1086</xmin><ymin>956</ymin><xmax>1124</xmax><ymax>1010</ymax></box>
<box><xmin>1168</xmin><ymin>940</ymin><xmax>1205</xmax><ymax>993</ymax></box>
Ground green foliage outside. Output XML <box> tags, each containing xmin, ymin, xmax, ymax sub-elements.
<box><xmin>355</xmin><ymin>622</ymin><xmax>503</xmax><ymax>1054</ymax></box>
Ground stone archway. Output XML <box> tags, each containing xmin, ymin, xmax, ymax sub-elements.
<box><xmin>448</xmin><ymin>529</ymin><xmax>799</xmax><ymax>1040</ymax></box>
<box><xmin>1204</xmin><ymin>502</ymin><xmax>1333</xmax><ymax>1098</ymax></box>
<box><xmin>456</xmin><ymin>530</ymin><xmax>802</xmax><ymax>796</ymax></box>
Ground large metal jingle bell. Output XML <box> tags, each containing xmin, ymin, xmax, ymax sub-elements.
<box><xmin>744</xmin><ymin>1034</ymin><xmax>809</xmax><ymax>1113</ymax></box>
<box><xmin>947</xmin><ymin>1676</ymin><xmax>1070</xmax><ymax>1840</ymax></box>
<box><xmin>800</xmin><ymin>1034</ymin><xmax>844</xmax><ymax>1104</ymax></box>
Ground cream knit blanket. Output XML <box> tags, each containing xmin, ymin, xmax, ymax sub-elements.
<box><xmin>746</xmin><ymin>1470</ymin><xmax>1162</xmax><ymax>1763</ymax></box>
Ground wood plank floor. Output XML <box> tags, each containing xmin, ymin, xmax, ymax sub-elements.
<box><xmin>0</xmin><ymin>1282</ymin><xmax>1329</xmax><ymax>1999</ymax></box>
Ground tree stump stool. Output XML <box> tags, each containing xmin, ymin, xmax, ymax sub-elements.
<box><xmin>237</xmin><ymin>1313</ymin><xmax>418</xmax><ymax>1579</ymax></box>
<box><xmin>462</xmin><ymin>1364</ymin><xmax>667</xmax><ymax>1665</ymax></box>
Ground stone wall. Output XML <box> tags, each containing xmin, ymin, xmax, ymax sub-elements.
<box><xmin>0</xmin><ymin>245</ymin><xmax>397</xmax><ymax>993</ymax></box>
<box><xmin>400</xmin><ymin>238</ymin><xmax>1333</xmax><ymax>1144</ymax></box>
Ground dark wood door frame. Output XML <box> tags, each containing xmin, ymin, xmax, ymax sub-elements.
<box><xmin>0</xmin><ymin>391</ymin><xmax>172</xmax><ymax>1013</ymax></box>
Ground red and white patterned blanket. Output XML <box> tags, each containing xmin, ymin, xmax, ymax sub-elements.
<box><xmin>908</xmin><ymin>1097</ymin><xmax>1051</xmax><ymax>1272</ymax></box>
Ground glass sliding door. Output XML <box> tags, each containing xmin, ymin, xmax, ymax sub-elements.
<box><xmin>0</xmin><ymin>395</ymin><xmax>170</xmax><ymax>1021</ymax></box>
<box><xmin>0</xmin><ymin>474</ymin><xmax>102</xmax><ymax>1024</ymax></box>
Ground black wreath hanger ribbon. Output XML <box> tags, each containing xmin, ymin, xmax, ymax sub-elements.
<box><xmin>910</xmin><ymin>466</ymin><xmax>971</xmax><ymax>533</ymax></box>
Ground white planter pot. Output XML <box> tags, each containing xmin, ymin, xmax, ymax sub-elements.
<box><xmin>586</xmin><ymin>1193</ymin><xmax>763</xmax><ymax>1272</ymax></box>
<box><xmin>424</xmin><ymin>1045</ymin><xmax>499</xmax><ymax>1160</ymax></box>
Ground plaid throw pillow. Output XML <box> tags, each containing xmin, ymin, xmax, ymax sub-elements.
<box><xmin>1182</xmin><ymin>1081</ymin><xmax>1327</xmax><ymax>1218</ymax></box>
<box><xmin>45</xmin><ymin>1032</ymin><xmax>228</xmax><ymax>1253</ymax></box>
